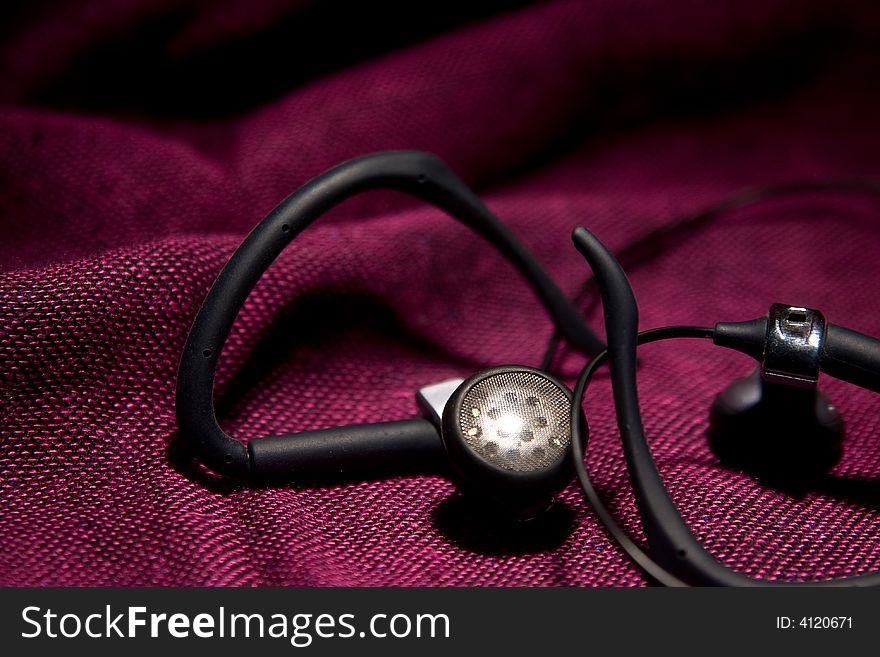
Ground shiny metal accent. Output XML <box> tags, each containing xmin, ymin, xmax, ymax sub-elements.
<box><xmin>416</xmin><ymin>378</ymin><xmax>465</xmax><ymax>426</ymax></box>
<box><xmin>762</xmin><ymin>303</ymin><xmax>826</xmax><ymax>388</ymax></box>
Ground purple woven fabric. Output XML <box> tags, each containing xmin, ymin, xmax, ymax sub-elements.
<box><xmin>2</xmin><ymin>0</ymin><xmax>880</xmax><ymax>586</ymax></box>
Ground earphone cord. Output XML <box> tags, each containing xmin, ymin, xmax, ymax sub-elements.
<box><xmin>540</xmin><ymin>175</ymin><xmax>880</xmax><ymax>372</ymax></box>
<box><xmin>571</xmin><ymin>325</ymin><xmax>714</xmax><ymax>587</ymax></box>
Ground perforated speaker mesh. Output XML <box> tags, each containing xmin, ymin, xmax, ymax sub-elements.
<box><xmin>458</xmin><ymin>371</ymin><xmax>571</xmax><ymax>472</ymax></box>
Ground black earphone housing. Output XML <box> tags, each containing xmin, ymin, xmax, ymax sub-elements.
<box><xmin>440</xmin><ymin>365</ymin><xmax>583</xmax><ymax>520</ymax></box>
<box><xmin>708</xmin><ymin>369</ymin><xmax>844</xmax><ymax>482</ymax></box>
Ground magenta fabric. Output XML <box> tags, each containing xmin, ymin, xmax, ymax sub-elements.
<box><xmin>2</xmin><ymin>0</ymin><xmax>880</xmax><ymax>586</ymax></box>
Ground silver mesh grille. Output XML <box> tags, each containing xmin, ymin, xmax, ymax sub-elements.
<box><xmin>458</xmin><ymin>371</ymin><xmax>571</xmax><ymax>472</ymax></box>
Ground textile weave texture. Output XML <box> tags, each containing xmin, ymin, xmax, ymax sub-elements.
<box><xmin>1</xmin><ymin>0</ymin><xmax>880</xmax><ymax>586</ymax></box>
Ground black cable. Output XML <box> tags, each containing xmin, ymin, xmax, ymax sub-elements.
<box><xmin>541</xmin><ymin>176</ymin><xmax>880</xmax><ymax>373</ymax></box>
<box><xmin>570</xmin><ymin>325</ymin><xmax>714</xmax><ymax>587</ymax></box>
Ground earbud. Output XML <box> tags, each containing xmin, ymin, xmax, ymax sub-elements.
<box><xmin>419</xmin><ymin>366</ymin><xmax>580</xmax><ymax>519</ymax></box>
<box><xmin>708</xmin><ymin>370</ymin><xmax>843</xmax><ymax>481</ymax></box>
<box><xmin>710</xmin><ymin>304</ymin><xmax>844</xmax><ymax>480</ymax></box>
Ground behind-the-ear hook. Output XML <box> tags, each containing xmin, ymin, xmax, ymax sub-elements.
<box><xmin>572</xmin><ymin>226</ymin><xmax>752</xmax><ymax>585</ymax></box>
<box><xmin>177</xmin><ymin>152</ymin><xmax>604</xmax><ymax>480</ymax></box>
<box><xmin>571</xmin><ymin>227</ymin><xmax>691</xmax><ymax>563</ymax></box>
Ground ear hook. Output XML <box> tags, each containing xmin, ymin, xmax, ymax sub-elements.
<box><xmin>570</xmin><ymin>226</ymin><xmax>880</xmax><ymax>586</ymax></box>
<box><xmin>570</xmin><ymin>227</ymin><xmax>710</xmax><ymax>574</ymax></box>
<box><xmin>176</xmin><ymin>151</ymin><xmax>604</xmax><ymax>479</ymax></box>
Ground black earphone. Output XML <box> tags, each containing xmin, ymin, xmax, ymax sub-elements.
<box><xmin>176</xmin><ymin>150</ymin><xmax>880</xmax><ymax>585</ymax></box>
<box><xmin>176</xmin><ymin>151</ymin><xmax>598</xmax><ymax>520</ymax></box>
<box><xmin>570</xmin><ymin>226</ymin><xmax>880</xmax><ymax>586</ymax></box>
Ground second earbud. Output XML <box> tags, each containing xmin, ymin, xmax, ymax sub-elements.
<box><xmin>709</xmin><ymin>304</ymin><xmax>844</xmax><ymax>481</ymax></box>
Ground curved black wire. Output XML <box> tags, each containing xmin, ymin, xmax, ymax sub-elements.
<box><xmin>541</xmin><ymin>176</ymin><xmax>880</xmax><ymax>372</ymax></box>
<box><xmin>570</xmin><ymin>325</ymin><xmax>714</xmax><ymax>587</ymax></box>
